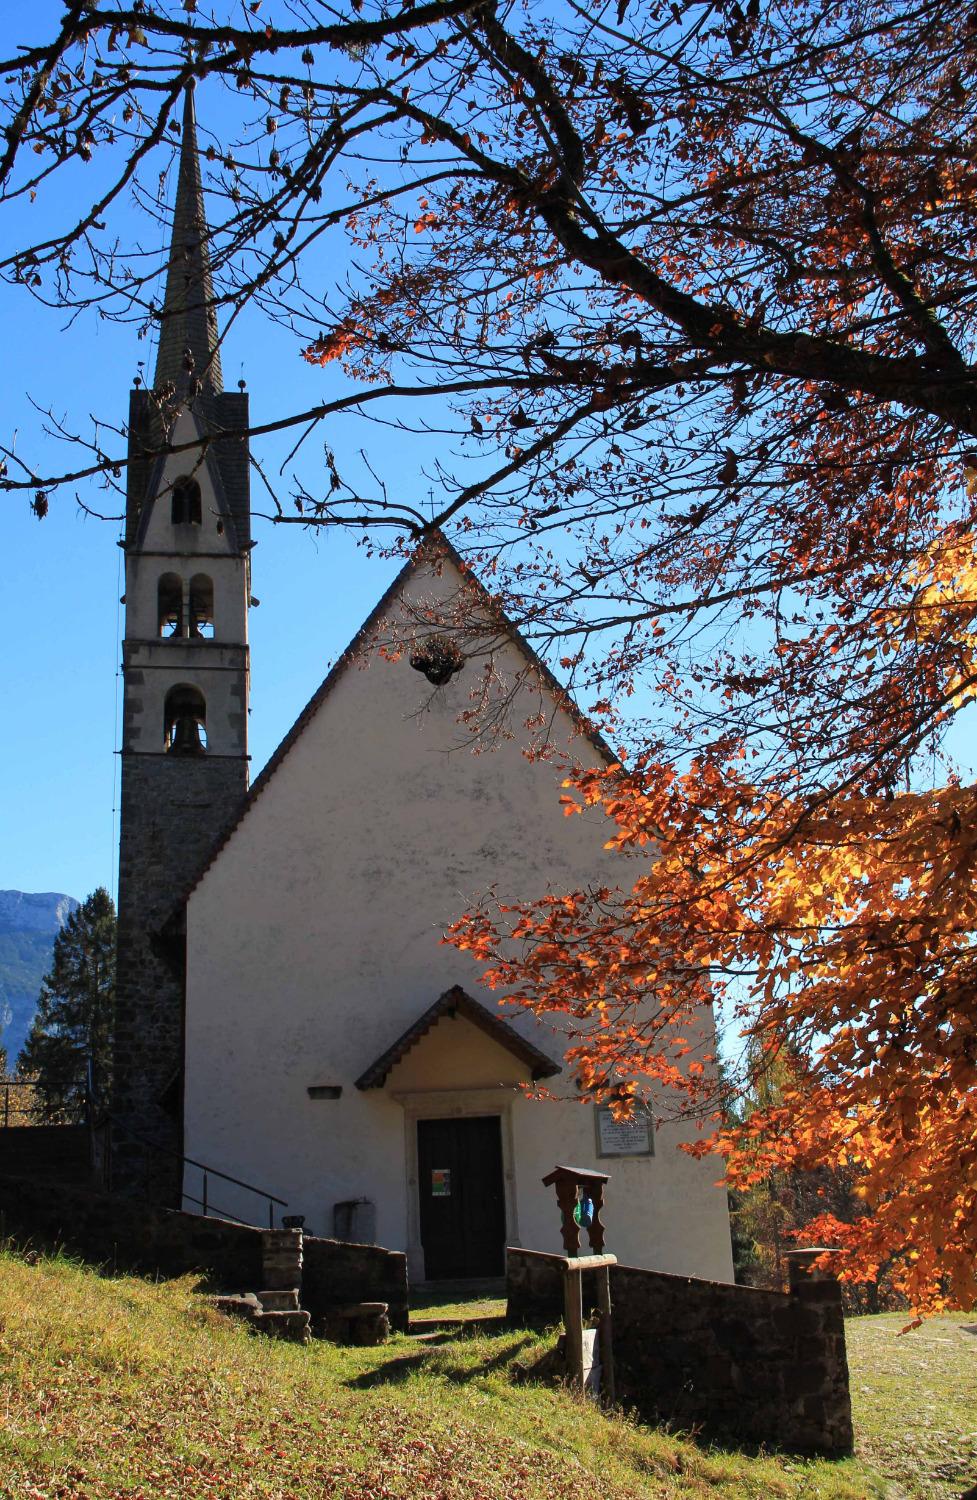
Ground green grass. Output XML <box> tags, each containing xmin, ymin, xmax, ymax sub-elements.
<box><xmin>410</xmin><ymin>1279</ymin><xmax>507</xmax><ymax>1322</ymax></box>
<box><xmin>847</xmin><ymin>1312</ymin><xmax>977</xmax><ymax>1499</ymax></box>
<box><xmin>0</xmin><ymin>1248</ymin><xmax>886</xmax><ymax>1499</ymax></box>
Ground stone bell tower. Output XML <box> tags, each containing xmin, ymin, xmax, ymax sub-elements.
<box><xmin>112</xmin><ymin>82</ymin><xmax>251</xmax><ymax>1201</ymax></box>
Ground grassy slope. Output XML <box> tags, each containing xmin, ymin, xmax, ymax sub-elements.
<box><xmin>398</xmin><ymin>1291</ymin><xmax>977</xmax><ymax>1498</ymax></box>
<box><xmin>846</xmin><ymin>1312</ymin><xmax>977</xmax><ymax>1499</ymax></box>
<box><xmin>0</xmin><ymin>1251</ymin><xmax>883</xmax><ymax>1500</ymax></box>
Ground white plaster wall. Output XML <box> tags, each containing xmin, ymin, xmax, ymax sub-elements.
<box><xmin>183</xmin><ymin>556</ymin><xmax>733</xmax><ymax>1280</ymax></box>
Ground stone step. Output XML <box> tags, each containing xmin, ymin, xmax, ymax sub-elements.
<box><xmin>251</xmin><ymin>1308</ymin><xmax>311</xmax><ymax>1344</ymax></box>
<box><xmin>258</xmin><ymin>1287</ymin><xmax>300</xmax><ymax>1312</ymax></box>
<box><xmin>208</xmin><ymin>1292</ymin><xmax>261</xmax><ymax>1322</ymax></box>
<box><xmin>409</xmin><ymin>1314</ymin><xmax>507</xmax><ymax>1337</ymax></box>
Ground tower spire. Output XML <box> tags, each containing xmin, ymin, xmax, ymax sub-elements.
<box><xmin>154</xmin><ymin>81</ymin><xmax>223</xmax><ymax>397</ymax></box>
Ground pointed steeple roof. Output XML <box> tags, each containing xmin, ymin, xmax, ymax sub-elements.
<box><xmin>154</xmin><ymin>82</ymin><xmax>223</xmax><ymax>397</ymax></box>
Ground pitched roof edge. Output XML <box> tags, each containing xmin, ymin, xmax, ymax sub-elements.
<box><xmin>432</xmin><ymin>529</ymin><xmax>619</xmax><ymax>768</ymax></box>
<box><xmin>355</xmin><ymin>984</ymin><xmax>562</xmax><ymax>1089</ymax></box>
<box><xmin>165</xmin><ymin>544</ymin><xmax>426</xmax><ymax>923</ymax></box>
<box><xmin>167</xmin><ymin>527</ymin><xmax>618</xmax><ymax>922</ymax></box>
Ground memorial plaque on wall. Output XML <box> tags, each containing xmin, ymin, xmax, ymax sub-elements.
<box><xmin>594</xmin><ymin>1104</ymin><xmax>654</xmax><ymax>1157</ymax></box>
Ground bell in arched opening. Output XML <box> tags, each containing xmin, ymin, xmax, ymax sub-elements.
<box><xmin>157</xmin><ymin>572</ymin><xmax>183</xmax><ymax>638</ymax></box>
<box><xmin>163</xmin><ymin>683</ymin><xmax>207</xmax><ymax>756</ymax></box>
<box><xmin>169</xmin><ymin>714</ymin><xmax>205</xmax><ymax>756</ymax></box>
<box><xmin>189</xmin><ymin>573</ymin><xmax>214</xmax><ymax>638</ymax></box>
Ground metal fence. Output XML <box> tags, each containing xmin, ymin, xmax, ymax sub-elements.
<box><xmin>0</xmin><ymin>1078</ymin><xmax>41</xmax><ymax>1128</ymax></box>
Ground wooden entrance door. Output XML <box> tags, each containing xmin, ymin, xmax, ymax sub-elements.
<box><xmin>417</xmin><ymin>1115</ymin><xmax>506</xmax><ymax>1279</ymax></box>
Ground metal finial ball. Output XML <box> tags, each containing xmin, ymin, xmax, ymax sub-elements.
<box><xmin>238</xmin><ymin>377</ymin><xmax>247</xmax><ymax>390</ymax></box>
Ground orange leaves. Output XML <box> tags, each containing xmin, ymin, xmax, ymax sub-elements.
<box><xmin>302</xmin><ymin>317</ymin><xmax>363</xmax><ymax>366</ymax></box>
<box><xmin>449</xmin><ymin>750</ymin><xmax>977</xmax><ymax>1315</ymax></box>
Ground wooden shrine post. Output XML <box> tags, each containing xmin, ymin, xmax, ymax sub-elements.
<box><xmin>541</xmin><ymin>1165</ymin><xmax>616</xmax><ymax>1405</ymax></box>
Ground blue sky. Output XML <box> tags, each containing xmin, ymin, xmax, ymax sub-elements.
<box><xmin>0</xmin><ymin>286</ymin><xmax>440</xmax><ymax>903</ymax></box>
<box><xmin>0</xmin><ymin>8</ymin><xmax>417</xmax><ymax>902</ymax></box>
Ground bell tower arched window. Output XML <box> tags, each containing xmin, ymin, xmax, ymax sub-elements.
<box><xmin>157</xmin><ymin>573</ymin><xmax>183</xmax><ymax>638</ymax></box>
<box><xmin>164</xmin><ymin>683</ymin><xmax>207</xmax><ymax>756</ymax></box>
<box><xmin>171</xmin><ymin>475</ymin><xmax>202</xmax><ymax>526</ymax></box>
<box><xmin>189</xmin><ymin>574</ymin><xmax>214</xmax><ymax>639</ymax></box>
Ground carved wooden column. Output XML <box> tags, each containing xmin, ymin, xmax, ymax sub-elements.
<box><xmin>541</xmin><ymin>1165</ymin><xmax>611</xmax><ymax>1257</ymax></box>
<box><xmin>540</xmin><ymin>1164</ymin><xmax>616</xmax><ymax>1403</ymax></box>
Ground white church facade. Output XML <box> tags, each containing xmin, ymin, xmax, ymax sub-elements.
<box><xmin>180</xmin><ymin>547</ymin><xmax>734</xmax><ymax>1280</ymax></box>
<box><xmin>112</xmin><ymin>84</ymin><xmax>733</xmax><ymax>1285</ymax></box>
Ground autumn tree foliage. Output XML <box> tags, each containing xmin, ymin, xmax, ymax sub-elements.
<box><xmin>1</xmin><ymin>1</ymin><xmax>976</xmax><ymax>1309</ymax></box>
<box><xmin>725</xmin><ymin>1042</ymin><xmax>844</xmax><ymax>1294</ymax></box>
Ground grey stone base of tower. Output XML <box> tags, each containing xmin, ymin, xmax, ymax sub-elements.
<box><xmin>112</xmin><ymin>752</ymin><xmax>246</xmax><ymax>1205</ymax></box>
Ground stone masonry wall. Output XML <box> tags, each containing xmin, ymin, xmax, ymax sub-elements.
<box><xmin>303</xmin><ymin>1233</ymin><xmax>409</xmax><ymax>1333</ymax></box>
<box><xmin>0</xmin><ymin>1173</ymin><xmax>409</xmax><ymax>1331</ymax></box>
<box><xmin>113</xmin><ymin>752</ymin><xmax>246</xmax><ymax>1203</ymax></box>
<box><xmin>0</xmin><ymin>1126</ymin><xmax>91</xmax><ymax>1187</ymax></box>
<box><xmin>507</xmin><ymin>1247</ymin><xmax>853</xmax><ymax>1455</ymax></box>
<box><xmin>0</xmin><ymin>1172</ymin><xmax>264</xmax><ymax>1287</ymax></box>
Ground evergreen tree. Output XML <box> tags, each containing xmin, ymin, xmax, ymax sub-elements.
<box><xmin>19</xmin><ymin>888</ymin><xmax>116</xmax><ymax>1122</ymax></box>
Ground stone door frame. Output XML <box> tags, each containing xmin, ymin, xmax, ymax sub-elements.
<box><xmin>392</xmin><ymin>1087</ymin><xmax>521</xmax><ymax>1283</ymax></box>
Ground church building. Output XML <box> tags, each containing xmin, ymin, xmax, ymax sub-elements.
<box><xmin>112</xmin><ymin>85</ymin><xmax>734</xmax><ymax>1284</ymax></box>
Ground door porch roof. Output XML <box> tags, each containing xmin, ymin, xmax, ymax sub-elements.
<box><xmin>354</xmin><ymin>985</ymin><xmax>561</xmax><ymax>1090</ymax></box>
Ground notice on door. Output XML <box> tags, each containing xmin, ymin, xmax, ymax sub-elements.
<box><xmin>431</xmin><ymin>1168</ymin><xmax>451</xmax><ymax>1197</ymax></box>
<box><xmin>595</xmin><ymin>1104</ymin><xmax>654</xmax><ymax>1157</ymax></box>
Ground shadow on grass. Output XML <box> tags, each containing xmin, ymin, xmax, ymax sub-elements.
<box><xmin>345</xmin><ymin>1334</ymin><xmax>534</xmax><ymax>1389</ymax></box>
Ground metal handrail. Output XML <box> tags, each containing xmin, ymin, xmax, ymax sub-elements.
<box><xmin>1</xmin><ymin>1069</ymin><xmax>99</xmax><ymax>1129</ymax></box>
<box><xmin>0</xmin><ymin>1081</ymin><xmax>289</xmax><ymax>1228</ymax></box>
<box><xmin>177</xmin><ymin>1150</ymin><xmax>287</xmax><ymax>1207</ymax></box>
<box><xmin>0</xmin><ymin>1077</ymin><xmax>63</xmax><ymax>1128</ymax></box>
<box><xmin>107</xmin><ymin>1112</ymin><xmax>287</xmax><ymax>1228</ymax></box>
<box><xmin>181</xmin><ymin>1190</ymin><xmax>264</xmax><ymax>1227</ymax></box>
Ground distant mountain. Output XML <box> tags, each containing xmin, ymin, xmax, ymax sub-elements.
<box><xmin>0</xmin><ymin>890</ymin><xmax>79</xmax><ymax>1066</ymax></box>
